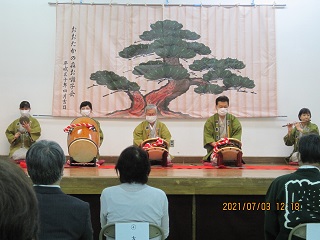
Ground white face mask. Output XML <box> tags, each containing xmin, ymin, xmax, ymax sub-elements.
<box><xmin>81</xmin><ymin>109</ymin><xmax>91</xmax><ymax>116</ymax></box>
<box><xmin>217</xmin><ymin>108</ymin><xmax>228</xmax><ymax>116</ymax></box>
<box><xmin>146</xmin><ymin>115</ymin><xmax>157</xmax><ymax>123</ymax></box>
<box><xmin>20</xmin><ymin>110</ymin><xmax>30</xmax><ymax>117</ymax></box>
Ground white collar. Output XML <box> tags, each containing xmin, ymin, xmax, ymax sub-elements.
<box><xmin>299</xmin><ymin>165</ymin><xmax>320</xmax><ymax>172</ymax></box>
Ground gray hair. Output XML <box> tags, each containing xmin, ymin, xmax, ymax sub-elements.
<box><xmin>26</xmin><ymin>140</ymin><xmax>66</xmax><ymax>185</ymax></box>
<box><xmin>145</xmin><ymin>104</ymin><xmax>157</xmax><ymax>114</ymax></box>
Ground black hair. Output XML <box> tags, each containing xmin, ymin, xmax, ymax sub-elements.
<box><xmin>80</xmin><ymin>101</ymin><xmax>92</xmax><ymax>110</ymax></box>
<box><xmin>298</xmin><ymin>108</ymin><xmax>311</xmax><ymax>121</ymax></box>
<box><xmin>215</xmin><ymin>96</ymin><xmax>229</xmax><ymax>106</ymax></box>
<box><xmin>20</xmin><ymin>101</ymin><xmax>31</xmax><ymax>109</ymax></box>
<box><xmin>298</xmin><ymin>134</ymin><xmax>320</xmax><ymax>164</ymax></box>
<box><xmin>115</xmin><ymin>146</ymin><xmax>151</xmax><ymax>184</ymax></box>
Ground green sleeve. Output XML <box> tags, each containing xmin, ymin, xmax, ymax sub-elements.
<box><xmin>5</xmin><ymin>119</ymin><xmax>18</xmax><ymax>144</ymax></box>
<box><xmin>305</xmin><ymin>123</ymin><xmax>319</xmax><ymax>135</ymax></box>
<box><xmin>158</xmin><ymin>122</ymin><xmax>171</xmax><ymax>143</ymax></box>
<box><xmin>203</xmin><ymin>116</ymin><xmax>216</xmax><ymax>148</ymax></box>
<box><xmin>133</xmin><ymin>122</ymin><xmax>145</xmax><ymax>146</ymax></box>
<box><xmin>95</xmin><ymin>120</ymin><xmax>103</xmax><ymax>145</ymax></box>
<box><xmin>229</xmin><ymin>115</ymin><xmax>242</xmax><ymax>141</ymax></box>
<box><xmin>28</xmin><ymin>117</ymin><xmax>41</xmax><ymax>142</ymax></box>
<box><xmin>283</xmin><ymin>129</ymin><xmax>296</xmax><ymax>146</ymax></box>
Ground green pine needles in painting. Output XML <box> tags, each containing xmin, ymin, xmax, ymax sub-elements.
<box><xmin>90</xmin><ymin>20</ymin><xmax>255</xmax><ymax>117</ymax></box>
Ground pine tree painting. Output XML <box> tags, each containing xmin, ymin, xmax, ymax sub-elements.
<box><xmin>89</xmin><ymin>20</ymin><xmax>255</xmax><ymax>118</ymax></box>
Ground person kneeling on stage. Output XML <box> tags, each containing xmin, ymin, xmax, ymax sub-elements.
<box><xmin>80</xmin><ymin>101</ymin><xmax>104</xmax><ymax>145</ymax></box>
<box><xmin>5</xmin><ymin>101</ymin><xmax>41</xmax><ymax>161</ymax></box>
<box><xmin>203</xmin><ymin>96</ymin><xmax>242</xmax><ymax>166</ymax></box>
<box><xmin>283</xmin><ymin>108</ymin><xmax>319</xmax><ymax>165</ymax></box>
<box><xmin>133</xmin><ymin>104</ymin><xmax>173</xmax><ymax>167</ymax></box>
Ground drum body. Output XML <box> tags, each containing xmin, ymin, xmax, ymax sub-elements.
<box><xmin>67</xmin><ymin>117</ymin><xmax>100</xmax><ymax>163</ymax></box>
<box><xmin>141</xmin><ymin>138</ymin><xmax>169</xmax><ymax>161</ymax></box>
<box><xmin>216</xmin><ymin>138</ymin><xmax>243</xmax><ymax>167</ymax></box>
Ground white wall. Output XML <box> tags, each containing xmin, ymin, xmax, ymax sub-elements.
<box><xmin>0</xmin><ymin>0</ymin><xmax>319</xmax><ymax>158</ymax></box>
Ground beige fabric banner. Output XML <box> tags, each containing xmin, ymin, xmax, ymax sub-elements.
<box><xmin>53</xmin><ymin>5</ymin><xmax>277</xmax><ymax>118</ymax></box>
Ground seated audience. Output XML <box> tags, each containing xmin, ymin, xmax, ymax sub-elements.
<box><xmin>0</xmin><ymin>159</ymin><xmax>39</xmax><ymax>240</ymax></box>
<box><xmin>284</xmin><ymin>108</ymin><xmax>319</xmax><ymax>164</ymax></box>
<box><xmin>100</xmin><ymin>145</ymin><xmax>169</xmax><ymax>239</ymax></box>
<box><xmin>265</xmin><ymin>134</ymin><xmax>320</xmax><ymax>240</ymax></box>
<box><xmin>5</xmin><ymin>100</ymin><xmax>41</xmax><ymax>161</ymax></box>
<box><xmin>26</xmin><ymin>140</ymin><xmax>93</xmax><ymax>240</ymax></box>
<box><xmin>133</xmin><ymin>104</ymin><xmax>172</xmax><ymax>166</ymax></box>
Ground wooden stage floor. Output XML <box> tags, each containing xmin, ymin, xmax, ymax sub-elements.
<box><xmin>59</xmin><ymin>164</ymin><xmax>296</xmax><ymax>195</ymax></box>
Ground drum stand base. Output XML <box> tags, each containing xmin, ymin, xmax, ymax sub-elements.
<box><xmin>217</xmin><ymin>152</ymin><xmax>243</xmax><ymax>167</ymax></box>
<box><xmin>69</xmin><ymin>157</ymin><xmax>97</xmax><ymax>167</ymax></box>
<box><xmin>149</xmin><ymin>152</ymin><xmax>168</xmax><ymax>167</ymax></box>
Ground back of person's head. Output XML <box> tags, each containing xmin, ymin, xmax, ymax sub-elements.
<box><xmin>215</xmin><ymin>96</ymin><xmax>229</xmax><ymax>105</ymax></box>
<box><xmin>298</xmin><ymin>134</ymin><xmax>320</xmax><ymax>164</ymax></box>
<box><xmin>115</xmin><ymin>146</ymin><xmax>151</xmax><ymax>184</ymax></box>
<box><xmin>298</xmin><ymin>108</ymin><xmax>311</xmax><ymax>120</ymax></box>
<box><xmin>80</xmin><ymin>101</ymin><xmax>92</xmax><ymax>110</ymax></box>
<box><xmin>26</xmin><ymin>140</ymin><xmax>66</xmax><ymax>185</ymax></box>
<box><xmin>0</xmin><ymin>160</ymin><xmax>38</xmax><ymax>240</ymax></box>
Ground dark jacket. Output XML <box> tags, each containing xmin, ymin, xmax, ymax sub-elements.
<box><xmin>34</xmin><ymin>186</ymin><xmax>93</xmax><ymax>240</ymax></box>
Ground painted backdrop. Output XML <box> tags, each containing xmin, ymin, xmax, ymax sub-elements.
<box><xmin>53</xmin><ymin>5</ymin><xmax>277</xmax><ymax>118</ymax></box>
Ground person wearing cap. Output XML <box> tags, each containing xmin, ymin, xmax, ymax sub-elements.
<box><xmin>5</xmin><ymin>101</ymin><xmax>41</xmax><ymax>160</ymax></box>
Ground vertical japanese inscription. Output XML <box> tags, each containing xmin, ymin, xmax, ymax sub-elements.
<box><xmin>62</xmin><ymin>26</ymin><xmax>77</xmax><ymax>110</ymax></box>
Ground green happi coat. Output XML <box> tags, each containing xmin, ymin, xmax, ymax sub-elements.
<box><xmin>93</xmin><ymin>118</ymin><xmax>104</xmax><ymax>146</ymax></box>
<box><xmin>203</xmin><ymin>113</ymin><xmax>242</xmax><ymax>160</ymax></box>
<box><xmin>5</xmin><ymin>116</ymin><xmax>41</xmax><ymax>157</ymax></box>
<box><xmin>283</xmin><ymin>122</ymin><xmax>319</xmax><ymax>157</ymax></box>
<box><xmin>133</xmin><ymin>120</ymin><xmax>171</xmax><ymax>147</ymax></box>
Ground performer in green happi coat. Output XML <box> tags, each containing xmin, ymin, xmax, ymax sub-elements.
<box><xmin>5</xmin><ymin>101</ymin><xmax>41</xmax><ymax>160</ymax></box>
<box><xmin>133</xmin><ymin>104</ymin><xmax>172</xmax><ymax>167</ymax></box>
<box><xmin>203</xmin><ymin>96</ymin><xmax>242</xmax><ymax>164</ymax></box>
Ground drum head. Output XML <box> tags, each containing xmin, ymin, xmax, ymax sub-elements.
<box><xmin>146</xmin><ymin>147</ymin><xmax>168</xmax><ymax>161</ymax></box>
<box><xmin>69</xmin><ymin>139</ymin><xmax>98</xmax><ymax>163</ymax></box>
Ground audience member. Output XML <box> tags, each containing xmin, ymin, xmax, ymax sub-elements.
<box><xmin>0</xmin><ymin>159</ymin><xmax>39</xmax><ymax>240</ymax></box>
<box><xmin>100</xmin><ymin>145</ymin><xmax>169</xmax><ymax>239</ymax></box>
<box><xmin>26</xmin><ymin>140</ymin><xmax>93</xmax><ymax>240</ymax></box>
<box><xmin>265</xmin><ymin>134</ymin><xmax>320</xmax><ymax>240</ymax></box>
<box><xmin>5</xmin><ymin>101</ymin><xmax>41</xmax><ymax>161</ymax></box>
